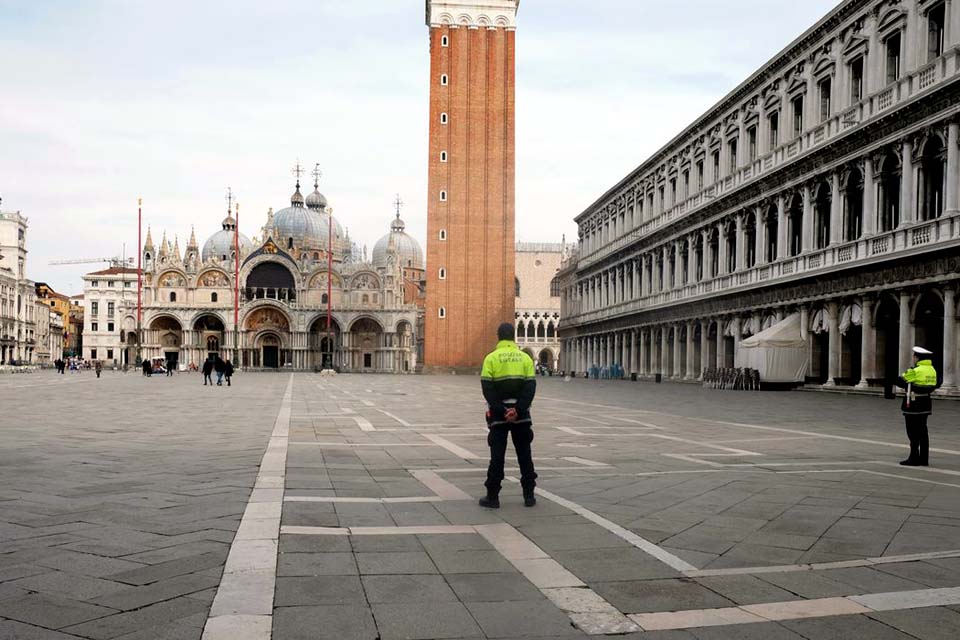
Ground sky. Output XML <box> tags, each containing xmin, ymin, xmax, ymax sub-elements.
<box><xmin>0</xmin><ymin>0</ymin><xmax>839</xmax><ymax>295</ymax></box>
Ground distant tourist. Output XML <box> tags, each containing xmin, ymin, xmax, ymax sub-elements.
<box><xmin>166</xmin><ymin>358</ymin><xmax>175</xmax><ymax>377</ymax></box>
<box><xmin>893</xmin><ymin>346</ymin><xmax>939</xmax><ymax>467</ymax></box>
<box><xmin>224</xmin><ymin>359</ymin><xmax>234</xmax><ymax>387</ymax></box>
<box><xmin>202</xmin><ymin>357</ymin><xmax>214</xmax><ymax>386</ymax></box>
<box><xmin>478</xmin><ymin>322</ymin><xmax>538</xmax><ymax>509</ymax></box>
<box><xmin>95</xmin><ymin>361</ymin><xmax>102</xmax><ymax>379</ymax></box>
<box><xmin>142</xmin><ymin>359</ymin><xmax>152</xmax><ymax>377</ymax></box>
<box><xmin>214</xmin><ymin>356</ymin><xmax>226</xmax><ymax>386</ymax></box>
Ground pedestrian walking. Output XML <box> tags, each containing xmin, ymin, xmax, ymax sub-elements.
<box><xmin>214</xmin><ymin>356</ymin><xmax>226</xmax><ymax>386</ymax></box>
<box><xmin>166</xmin><ymin>358</ymin><xmax>175</xmax><ymax>377</ymax></box>
<box><xmin>95</xmin><ymin>360</ymin><xmax>102</xmax><ymax>379</ymax></box>
<box><xmin>202</xmin><ymin>357</ymin><xmax>214</xmax><ymax>386</ymax></box>
<box><xmin>224</xmin><ymin>359</ymin><xmax>234</xmax><ymax>387</ymax></box>
<box><xmin>142</xmin><ymin>359</ymin><xmax>152</xmax><ymax>377</ymax></box>
<box><xmin>893</xmin><ymin>346</ymin><xmax>939</xmax><ymax>466</ymax></box>
<box><xmin>478</xmin><ymin>322</ymin><xmax>538</xmax><ymax>509</ymax></box>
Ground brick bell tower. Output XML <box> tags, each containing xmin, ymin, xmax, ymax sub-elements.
<box><xmin>424</xmin><ymin>0</ymin><xmax>518</xmax><ymax>371</ymax></box>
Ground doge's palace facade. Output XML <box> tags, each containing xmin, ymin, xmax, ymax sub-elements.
<box><xmin>559</xmin><ymin>0</ymin><xmax>960</xmax><ymax>391</ymax></box>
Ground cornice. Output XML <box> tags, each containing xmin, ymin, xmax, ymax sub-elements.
<box><xmin>426</xmin><ymin>0</ymin><xmax>518</xmax><ymax>28</ymax></box>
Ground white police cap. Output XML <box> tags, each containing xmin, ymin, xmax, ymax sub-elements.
<box><xmin>912</xmin><ymin>346</ymin><xmax>933</xmax><ymax>356</ymax></box>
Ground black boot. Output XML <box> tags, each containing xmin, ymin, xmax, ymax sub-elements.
<box><xmin>478</xmin><ymin>494</ymin><xmax>500</xmax><ymax>509</ymax></box>
<box><xmin>523</xmin><ymin>492</ymin><xmax>537</xmax><ymax>507</ymax></box>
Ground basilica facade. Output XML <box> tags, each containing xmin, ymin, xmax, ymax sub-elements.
<box><xmin>125</xmin><ymin>176</ymin><xmax>425</xmax><ymax>372</ymax></box>
<box><xmin>559</xmin><ymin>0</ymin><xmax>960</xmax><ymax>392</ymax></box>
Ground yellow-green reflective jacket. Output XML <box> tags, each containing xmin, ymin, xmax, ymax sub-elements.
<box><xmin>896</xmin><ymin>359</ymin><xmax>939</xmax><ymax>415</ymax></box>
<box><xmin>481</xmin><ymin>340</ymin><xmax>537</xmax><ymax>425</ymax></box>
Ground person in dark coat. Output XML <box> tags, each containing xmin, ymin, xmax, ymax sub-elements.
<box><xmin>214</xmin><ymin>356</ymin><xmax>226</xmax><ymax>386</ymax></box>
<box><xmin>202</xmin><ymin>357</ymin><xmax>214</xmax><ymax>386</ymax></box>
<box><xmin>893</xmin><ymin>346</ymin><xmax>939</xmax><ymax>466</ymax></box>
<box><xmin>224</xmin><ymin>359</ymin><xmax>234</xmax><ymax>386</ymax></box>
<box><xmin>166</xmin><ymin>358</ymin><xmax>175</xmax><ymax>377</ymax></box>
<box><xmin>142</xmin><ymin>359</ymin><xmax>152</xmax><ymax>377</ymax></box>
<box><xmin>95</xmin><ymin>360</ymin><xmax>102</xmax><ymax>378</ymax></box>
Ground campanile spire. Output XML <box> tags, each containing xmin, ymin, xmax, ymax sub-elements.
<box><xmin>424</xmin><ymin>0</ymin><xmax>519</xmax><ymax>370</ymax></box>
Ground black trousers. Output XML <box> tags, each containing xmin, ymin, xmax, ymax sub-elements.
<box><xmin>203</xmin><ymin>373</ymin><xmax>212</xmax><ymax>385</ymax></box>
<box><xmin>904</xmin><ymin>414</ymin><xmax>929</xmax><ymax>464</ymax></box>
<box><xmin>485</xmin><ymin>423</ymin><xmax>537</xmax><ymax>496</ymax></box>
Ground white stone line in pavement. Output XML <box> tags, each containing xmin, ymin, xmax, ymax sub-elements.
<box><xmin>560</xmin><ymin>456</ymin><xmax>609</xmax><ymax>467</ymax></box>
<box><xmin>523</xmin><ymin>482</ymin><xmax>698</xmax><ymax>573</ymax></box>
<box><xmin>285</xmin><ymin>496</ymin><xmax>445</xmax><ymax>504</ymax></box>
<box><xmin>629</xmin><ymin>587</ymin><xmax>960</xmax><ymax>632</ymax></box>
<box><xmin>686</xmin><ymin>548</ymin><xmax>960</xmax><ymax>578</ymax></box>
<box><xmin>281</xmin><ymin>525</ymin><xmax>476</xmax><ymax>536</ymax></box>
<box><xmin>289</xmin><ymin>442</ymin><xmax>435</xmax><ymax>447</ymax></box>
<box><xmin>410</xmin><ymin>469</ymin><xmax>473</xmax><ymax>499</ymax></box>
<box><xmin>354</xmin><ymin>416</ymin><xmax>375</xmax><ymax>431</ymax></box>
<box><xmin>475</xmin><ymin>523</ymin><xmax>640</xmax><ymax>635</ymax></box>
<box><xmin>203</xmin><ymin>374</ymin><xmax>293</xmax><ymax>640</ymax></box>
<box><xmin>376</xmin><ymin>408</ymin><xmax>412</xmax><ymax>426</ymax></box>
<box><xmin>422</xmin><ymin>433</ymin><xmax>481</xmax><ymax>459</ymax></box>
<box><xmin>361</xmin><ymin>400</ymin><xmax>375</xmax><ymax>407</ymax></box>
<box><xmin>540</xmin><ymin>395</ymin><xmax>960</xmax><ymax>456</ymax></box>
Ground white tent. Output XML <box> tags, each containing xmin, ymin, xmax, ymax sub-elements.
<box><xmin>737</xmin><ymin>313</ymin><xmax>808</xmax><ymax>384</ymax></box>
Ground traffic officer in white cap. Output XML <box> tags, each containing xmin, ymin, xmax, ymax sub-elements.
<box><xmin>892</xmin><ymin>346</ymin><xmax>939</xmax><ymax>466</ymax></box>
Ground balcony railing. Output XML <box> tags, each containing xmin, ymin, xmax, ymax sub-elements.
<box><xmin>565</xmin><ymin>216</ymin><xmax>958</xmax><ymax>326</ymax></box>
<box><xmin>575</xmin><ymin>50</ymin><xmax>957</xmax><ymax>271</ymax></box>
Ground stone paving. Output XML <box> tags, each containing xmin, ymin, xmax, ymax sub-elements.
<box><xmin>2</xmin><ymin>371</ymin><xmax>960</xmax><ymax>638</ymax></box>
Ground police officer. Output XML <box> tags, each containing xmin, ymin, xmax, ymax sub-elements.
<box><xmin>479</xmin><ymin>322</ymin><xmax>538</xmax><ymax>508</ymax></box>
<box><xmin>894</xmin><ymin>346</ymin><xmax>939</xmax><ymax>466</ymax></box>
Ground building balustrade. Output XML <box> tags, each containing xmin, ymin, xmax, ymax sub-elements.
<box><xmin>576</xmin><ymin>48</ymin><xmax>959</xmax><ymax>270</ymax></box>
<box><xmin>566</xmin><ymin>214</ymin><xmax>959</xmax><ymax>326</ymax></box>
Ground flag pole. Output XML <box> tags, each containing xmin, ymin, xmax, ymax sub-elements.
<box><xmin>136</xmin><ymin>197</ymin><xmax>143</xmax><ymax>366</ymax></box>
<box><xmin>234</xmin><ymin>202</ymin><xmax>240</xmax><ymax>368</ymax></box>
<box><xmin>326</xmin><ymin>209</ymin><xmax>333</xmax><ymax>370</ymax></box>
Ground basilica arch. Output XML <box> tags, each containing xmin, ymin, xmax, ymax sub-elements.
<box><xmin>147</xmin><ymin>315</ymin><xmax>183</xmax><ymax>367</ymax></box>
<box><xmin>244</xmin><ymin>306</ymin><xmax>292</xmax><ymax>369</ymax></box>
<box><xmin>309</xmin><ymin>315</ymin><xmax>342</xmax><ymax>370</ymax></box>
<box><xmin>347</xmin><ymin>317</ymin><xmax>384</xmax><ymax>371</ymax></box>
<box><xmin>191</xmin><ymin>313</ymin><xmax>227</xmax><ymax>364</ymax></box>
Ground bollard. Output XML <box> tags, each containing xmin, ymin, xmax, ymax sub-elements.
<box><xmin>655</xmin><ymin>373</ymin><xmax>662</xmax><ymax>384</ymax></box>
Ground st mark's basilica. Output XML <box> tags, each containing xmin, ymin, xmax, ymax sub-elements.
<box><xmin>129</xmin><ymin>169</ymin><xmax>425</xmax><ymax>372</ymax></box>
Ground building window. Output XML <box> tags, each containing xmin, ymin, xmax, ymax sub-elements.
<box><xmin>440</xmin><ymin>112</ymin><xmax>448</xmax><ymax>124</ymax></box>
<box><xmin>439</xmin><ymin>190</ymin><xmax>447</xmax><ymax>202</ymax></box>
<box><xmin>439</xmin><ymin>268</ymin><xmax>446</xmax><ymax>280</ymax></box>
<box><xmin>550</xmin><ymin>275</ymin><xmax>560</xmax><ymax>297</ymax></box>
<box><xmin>107</xmin><ymin>281</ymin><xmax>115</xmax><ymax>287</ymax></box>
<box><xmin>124</xmin><ymin>281</ymin><xmax>131</xmax><ymax>288</ymax></box>
<box><xmin>211</xmin><ymin>292</ymin><xmax>218</xmax><ymax>302</ymax></box>
<box><xmin>928</xmin><ymin>3</ymin><xmax>945</xmax><ymax>61</ymax></box>
<box><xmin>106</xmin><ymin>349</ymin><xmax>113</xmax><ymax>360</ymax></box>
<box><xmin>91</xmin><ymin>301</ymin><xmax>99</xmax><ymax>316</ymax></box>
<box><xmin>439</xmin><ymin>229</ymin><xmax>447</xmax><ymax>240</ymax></box>
<box><xmin>441</xmin><ymin>34</ymin><xmax>449</xmax><ymax>47</ymax></box>
<box><xmin>747</xmin><ymin>126</ymin><xmax>757</xmax><ymax>161</ymax></box>
<box><xmin>169</xmin><ymin>292</ymin><xmax>176</xmax><ymax>302</ymax></box>
<box><xmin>850</xmin><ymin>57</ymin><xmax>864</xmax><ymax>103</ymax></box>
<box><xmin>91</xmin><ymin>281</ymin><xmax>99</xmax><ymax>287</ymax></box>
<box><xmin>321</xmin><ymin>293</ymin><xmax>328</xmax><ymax>304</ymax></box>
<box><xmin>695</xmin><ymin>161</ymin><xmax>704</xmax><ymax>191</ymax></box>
<box><xmin>669</xmin><ymin>178</ymin><xmax>676</xmax><ymax>204</ymax></box>
<box><xmin>768</xmin><ymin>112</ymin><xmax>779</xmax><ymax>150</ymax></box>
<box><xmin>440</xmin><ymin>151</ymin><xmax>447</xmax><ymax>162</ymax></box>
<box><xmin>107</xmin><ymin>322</ymin><xmax>114</xmax><ymax>332</ymax></box>
<box><xmin>438</xmin><ymin>307</ymin><xmax>446</xmax><ymax>318</ymax></box>
<box><xmin>728</xmin><ymin>138</ymin><xmax>738</xmax><ymax>173</ymax></box>
<box><xmin>712</xmin><ymin>150</ymin><xmax>720</xmax><ymax>182</ymax></box>
<box><xmin>91</xmin><ymin>349</ymin><xmax>97</xmax><ymax>359</ymax></box>
<box><xmin>818</xmin><ymin>77</ymin><xmax>832</xmax><ymax>122</ymax></box>
<box><xmin>91</xmin><ymin>322</ymin><xmax>98</xmax><ymax>332</ymax></box>
<box><xmin>791</xmin><ymin>95</ymin><xmax>804</xmax><ymax>138</ymax></box>
<box><xmin>107</xmin><ymin>301</ymin><xmax>114</xmax><ymax>317</ymax></box>
<box><xmin>440</xmin><ymin>74</ymin><xmax>448</xmax><ymax>86</ymax></box>
<box><xmin>886</xmin><ymin>32</ymin><xmax>902</xmax><ymax>84</ymax></box>
<box><xmin>682</xmin><ymin>170</ymin><xmax>689</xmax><ymax>200</ymax></box>
<box><xmin>515</xmin><ymin>277</ymin><xmax>520</xmax><ymax>297</ymax></box>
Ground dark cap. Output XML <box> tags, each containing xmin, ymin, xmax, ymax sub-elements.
<box><xmin>497</xmin><ymin>322</ymin><xmax>515</xmax><ymax>341</ymax></box>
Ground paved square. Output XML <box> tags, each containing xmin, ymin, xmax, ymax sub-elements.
<box><xmin>3</xmin><ymin>371</ymin><xmax>960</xmax><ymax>638</ymax></box>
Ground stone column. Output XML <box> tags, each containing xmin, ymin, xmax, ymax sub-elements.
<box><xmin>699</xmin><ymin>320</ymin><xmax>710</xmax><ymax>379</ymax></box>
<box><xmin>801</xmin><ymin>183</ymin><xmax>813</xmax><ymax>251</ymax></box>
<box><xmin>825</xmin><ymin>301</ymin><xmax>840</xmax><ymax>385</ymax></box>
<box><xmin>671</xmin><ymin>325</ymin><xmax>681</xmax><ymax>378</ymax></box>
<box><xmin>951</xmin><ymin>0</ymin><xmax>960</xmax><ymax>52</ymax></box>
<box><xmin>687</xmin><ymin>236</ymin><xmax>698</xmax><ymax>283</ymax></box>
<box><xmin>632</xmin><ymin>259</ymin><xmax>640</xmax><ymax>299</ymax></box>
<box><xmin>675</xmin><ymin>242</ymin><xmax>685</xmax><ymax>289</ymax></box>
<box><xmin>606</xmin><ymin>334</ymin><xmax>613</xmax><ymax>369</ymax></box>
<box><xmin>685</xmin><ymin>321</ymin><xmax>695</xmax><ymax>379</ymax></box>
<box><xmin>830</xmin><ymin>171</ymin><xmax>842</xmax><ymax>245</ymax></box>
<box><xmin>716</xmin><ymin>318</ymin><xmax>725</xmax><ymax>369</ymax></box>
<box><xmin>630</xmin><ymin>329</ymin><xmax>638</xmax><ymax>375</ymax></box>
<box><xmin>946</xmin><ymin>121</ymin><xmax>959</xmax><ymax>217</ymax></box>
<box><xmin>899</xmin><ymin>291</ymin><xmax>912</xmax><ymax>373</ymax></box>
<box><xmin>732</xmin><ymin>318</ymin><xmax>742</xmax><ymax>367</ymax></box>
<box><xmin>858</xmin><ymin>296</ymin><xmax>876</xmax><ymax>388</ymax></box>
<box><xmin>735</xmin><ymin>214</ymin><xmax>745</xmax><ymax>271</ymax></box>
<box><xmin>717</xmin><ymin>221</ymin><xmax>728</xmax><ymax>275</ymax></box>
<box><xmin>943</xmin><ymin>288</ymin><xmax>957</xmax><ymax>389</ymax></box>
<box><xmin>777</xmin><ymin>195</ymin><xmax>788</xmax><ymax>260</ymax></box>
<box><xmin>662</xmin><ymin>246</ymin><xmax>672</xmax><ymax>291</ymax></box>
<box><xmin>901</xmin><ymin>138</ymin><xmax>915</xmax><ymax>226</ymax></box>
<box><xmin>638</xmin><ymin>329</ymin><xmax>647</xmax><ymax>375</ymax></box>
<box><xmin>660</xmin><ymin>327</ymin><xmax>668</xmax><ymax>374</ymax></box>
<box><xmin>702</xmin><ymin>229</ymin><xmax>713</xmax><ymax>279</ymax></box>
<box><xmin>863</xmin><ymin>155</ymin><xmax>877</xmax><ymax>236</ymax></box>
<box><xmin>621</xmin><ymin>331</ymin><xmax>629</xmax><ymax>374</ymax></box>
<box><xmin>754</xmin><ymin>207</ymin><xmax>765</xmax><ymax>266</ymax></box>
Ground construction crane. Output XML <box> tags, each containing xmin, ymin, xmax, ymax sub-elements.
<box><xmin>49</xmin><ymin>257</ymin><xmax>135</xmax><ymax>268</ymax></box>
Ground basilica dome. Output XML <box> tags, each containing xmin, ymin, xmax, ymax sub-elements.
<box><xmin>202</xmin><ymin>215</ymin><xmax>253</xmax><ymax>262</ymax></box>
<box><xmin>305</xmin><ymin>185</ymin><xmax>328</xmax><ymax>210</ymax></box>
<box><xmin>372</xmin><ymin>214</ymin><xmax>424</xmax><ymax>270</ymax></box>
<box><xmin>271</xmin><ymin>185</ymin><xmax>342</xmax><ymax>251</ymax></box>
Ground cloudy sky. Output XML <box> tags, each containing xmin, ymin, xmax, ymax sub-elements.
<box><xmin>1</xmin><ymin>0</ymin><xmax>838</xmax><ymax>294</ymax></box>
